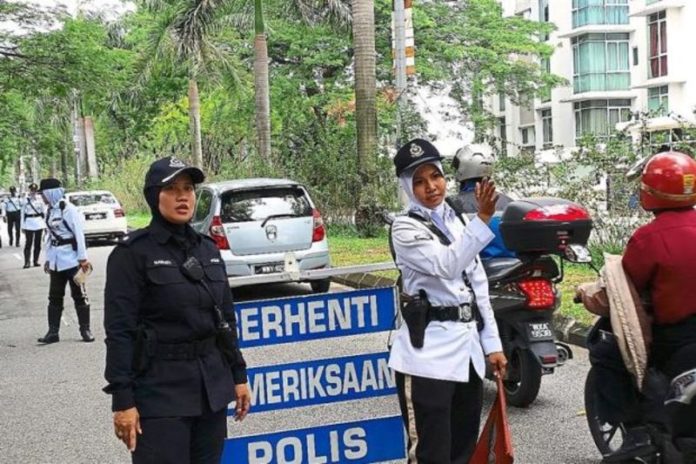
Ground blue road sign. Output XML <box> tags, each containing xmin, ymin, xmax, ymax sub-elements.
<box><xmin>235</xmin><ymin>287</ymin><xmax>398</xmax><ymax>348</ymax></box>
<box><xmin>223</xmin><ymin>415</ymin><xmax>406</xmax><ymax>464</ymax></box>
<box><xmin>230</xmin><ymin>352</ymin><xmax>395</xmax><ymax>415</ymax></box>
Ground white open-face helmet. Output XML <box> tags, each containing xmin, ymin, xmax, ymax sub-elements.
<box><xmin>452</xmin><ymin>144</ymin><xmax>495</xmax><ymax>182</ymax></box>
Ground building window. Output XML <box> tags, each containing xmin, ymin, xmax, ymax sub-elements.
<box><xmin>541</xmin><ymin>109</ymin><xmax>553</xmax><ymax>148</ymax></box>
<box><xmin>572</xmin><ymin>0</ymin><xmax>629</xmax><ymax>28</ymax></box>
<box><xmin>520</xmin><ymin>127</ymin><xmax>535</xmax><ymax>147</ymax></box>
<box><xmin>572</xmin><ymin>33</ymin><xmax>630</xmax><ymax>93</ymax></box>
<box><xmin>498</xmin><ymin>117</ymin><xmax>508</xmax><ymax>156</ymax></box>
<box><xmin>540</xmin><ymin>58</ymin><xmax>551</xmax><ymax>102</ymax></box>
<box><xmin>648</xmin><ymin>85</ymin><xmax>669</xmax><ymax>115</ymax></box>
<box><xmin>632</xmin><ymin>47</ymin><xmax>638</xmax><ymax>66</ymax></box>
<box><xmin>649</xmin><ymin>11</ymin><xmax>667</xmax><ymax>78</ymax></box>
<box><xmin>498</xmin><ymin>92</ymin><xmax>506</xmax><ymax>112</ymax></box>
<box><xmin>574</xmin><ymin>99</ymin><xmax>632</xmax><ymax>139</ymax></box>
<box><xmin>646</xmin><ymin>0</ymin><xmax>661</xmax><ymax>5</ymax></box>
<box><xmin>539</xmin><ymin>0</ymin><xmax>550</xmax><ymax>41</ymax></box>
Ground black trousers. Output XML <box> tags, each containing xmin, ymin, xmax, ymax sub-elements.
<box><xmin>24</xmin><ymin>229</ymin><xmax>43</xmax><ymax>264</ymax></box>
<box><xmin>7</xmin><ymin>211</ymin><xmax>20</xmax><ymax>245</ymax></box>
<box><xmin>49</xmin><ymin>267</ymin><xmax>87</xmax><ymax>308</ymax></box>
<box><xmin>132</xmin><ymin>408</ymin><xmax>227</xmax><ymax>464</ymax></box>
<box><xmin>396</xmin><ymin>367</ymin><xmax>483</xmax><ymax>464</ymax></box>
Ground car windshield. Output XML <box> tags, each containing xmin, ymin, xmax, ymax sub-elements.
<box><xmin>220</xmin><ymin>187</ymin><xmax>312</xmax><ymax>223</ymax></box>
<box><xmin>69</xmin><ymin>193</ymin><xmax>117</xmax><ymax>207</ymax></box>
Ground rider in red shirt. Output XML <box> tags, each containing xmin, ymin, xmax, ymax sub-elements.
<box><xmin>622</xmin><ymin>151</ymin><xmax>696</xmax><ymax>462</ymax></box>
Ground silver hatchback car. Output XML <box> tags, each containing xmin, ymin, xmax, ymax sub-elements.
<box><xmin>191</xmin><ymin>178</ymin><xmax>332</xmax><ymax>293</ymax></box>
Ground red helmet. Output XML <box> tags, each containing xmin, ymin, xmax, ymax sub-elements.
<box><xmin>640</xmin><ymin>151</ymin><xmax>696</xmax><ymax>211</ymax></box>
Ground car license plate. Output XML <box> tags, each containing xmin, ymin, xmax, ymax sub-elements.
<box><xmin>527</xmin><ymin>322</ymin><xmax>554</xmax><ymax>340</ymax></box>
<box><xmin>255</xmin><ymin>263</ymin><xmax>284</xmax><ymax>274</ymax></box>
<box><xmin>85</xmin><ymin>213</ymin><xmax>106</xmax><ymax>220</ymax></box>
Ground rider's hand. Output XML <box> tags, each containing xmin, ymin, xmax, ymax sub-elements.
<box><xmin>113</xmin><ymin>407</ymin><xmax>142</xmax><ymax>452</ymax></box>
<box><xmin>488</xmin><ymin>351</ymin><xmax>508</xmax><ymax>379</ymax></box>
<box><xmin>475</xmin><ymin>178</ymin><xmax>499</xmax><ymax>224</ymax></box>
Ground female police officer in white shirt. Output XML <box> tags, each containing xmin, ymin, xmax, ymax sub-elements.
<box><xmin>388</xmin><ymin>139</ymin><xmax>507</xmax><ymax>464</ymax></box>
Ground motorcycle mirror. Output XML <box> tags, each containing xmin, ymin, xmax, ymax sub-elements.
<box><xmin>626</xmin><ymin>156</ymin><xmax>649</xmax><ymax>182</ymax></box>
<box><xmin>564</xmin><ymin>244</ymin><xmax>592</xmax><ymax>263</ymax></box>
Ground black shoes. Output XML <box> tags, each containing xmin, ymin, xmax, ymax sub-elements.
<box><xmin>80</xmin><ymin>328</ymin><xmax>95</xmax><ymax>342</ymax></box>
<box><xmin>33</xmin><ymin>262</ymin><xmax>40</xmax><ymax>267</ymax></box>
<box><xmin>603</xmin><ymin>426</ymin><xmax>656</xmax><ymax>463</ymax></box>
<box><xmin>23</xmin><ymin>263</ymin><xmax>30</xmax><ymax>269</ymax></box>
<box><xmin>37</xmin><ymin>331</ymin><xmax>60</xmax><ymax>344</ymax></box>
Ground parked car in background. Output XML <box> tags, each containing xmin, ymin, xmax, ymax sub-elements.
<box><xmin>191</xmin><ymin>179</ymin><xmax>332</xmax><ymax>293</ymax></box>
<box><xmin>65</xmin><ymin>190</ymin><xmax>127</xmax><ymax>241</ymax></box>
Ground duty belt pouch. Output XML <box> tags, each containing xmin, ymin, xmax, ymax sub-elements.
<box><xmin>215</xmin><ymin>325</ymin><xmax>238</xmax><ymax>366</ymax></box>
<box><xmin>401</xmin><ymin>289</ymin><xmax>430</xmax><ymax>349</ymax></box>
<box><xmin>132</xmin><ymin>327</ymin><xmax>156</xmax><ymax>374</ymax></box>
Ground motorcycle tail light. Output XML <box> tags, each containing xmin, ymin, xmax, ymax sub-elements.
<box><xmin>541</xmin><ymin>355</ymin><xmax>558</xmax><ymax>365</ymax></box>
<box><xmin>518</xmin><ymin>278</ymin><xmax>555</xmax><ymax>310</ymax></box>
<box><xmin>210</xmin><ymin>215</ymin><xmax>230</xmax><ymax>250</ymax></box>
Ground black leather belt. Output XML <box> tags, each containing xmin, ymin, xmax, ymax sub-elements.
<box><xmin>25</xmin><ymin>213</ymin><xmax>42</xmax><ymax>218</ymax></box>
<box><xmin>51</xmin><ymin>238</ymin><xmax>75</xmax><ymax>246</ymax></box>
<box><xmin>428</xmin><ymin>304</ymin><xmax>474</xmax><ymax>323</ymax></box>
<box><xmin>153</xmin><ymin>335</ymin><xmax>217</xmax><ymax>360</ymax></box>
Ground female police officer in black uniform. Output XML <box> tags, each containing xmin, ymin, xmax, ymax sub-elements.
<box><xmin>388</xmin><ymin>139</ymin><xmax>507</xmax><ymax>464</ymax></box>
<box><xmin>103</xmin><ymin>157</ymin><xmax>250</xmax><ymax>463</ymax></box>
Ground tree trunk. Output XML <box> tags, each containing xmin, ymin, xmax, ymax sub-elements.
<box><xmin>188</xmin><ymin>78</ymin><xmax>204</xmax><ymax>169</ymax></box>
<box><xmin>254</xmin><ymin>0</ymin><xmax>272</xmax><ymax>164</ymax></box>
<box><xmin>352</xmin><ymin>0</ymin><xmax>377</xmax><ymax>189</ymax></box>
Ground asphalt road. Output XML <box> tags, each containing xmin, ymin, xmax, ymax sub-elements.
<box><xmin>0</xmin><ymin>232</ymin><xmax>604</xmax><ymax>464</ymax></box>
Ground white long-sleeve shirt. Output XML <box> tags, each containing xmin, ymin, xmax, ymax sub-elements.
<box><xmin>21</xmin><ymin>194</ymin><xmax>47</xmax><ymax>231</ymax></box>
<box><xmin>44</xmin><ymin>201</ymin><xmax>88</xmax><ymax>271</ymax></box>
<box><xmin>388</xmin><ymin>206</ymin><xmax>503</xmax><ymax>383</ymax></box>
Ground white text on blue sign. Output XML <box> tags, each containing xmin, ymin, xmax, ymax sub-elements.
<box><xmin>230</xmin><ymin>352</ymin><xmax>395</xmax><ymax>415</ymax></box>
<box><xmin>235</xmin><ymin>287</ymin><xmax>397</xmax><ymax>348</ymax></box>
<box><xmin>223</xmin><ymin>416</ymin><xmax>406</xmax><ymax>464</ymax></box>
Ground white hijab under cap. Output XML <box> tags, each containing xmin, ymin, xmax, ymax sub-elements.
<box><xmin>398</xmin><ymin>160</ymin><xmax>449</xmax><ymax>218</ymax></box>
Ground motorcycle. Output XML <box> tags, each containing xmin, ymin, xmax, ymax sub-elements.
<box><xmin>576</xmin><ymin>278</ymin><xmax>696</xmax><ymax>463</ymax></box>
<box><xmin>481</xmin><ymin>242</ymin><xmax>587</xmax><ymax>407</ymax></box>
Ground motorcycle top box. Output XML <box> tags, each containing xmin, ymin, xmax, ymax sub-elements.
<box><xmin>499</xmin><ymin>198</ymin><xmax>592</xmax><ymax>255</ymax></box>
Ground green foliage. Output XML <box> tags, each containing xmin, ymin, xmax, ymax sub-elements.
<box><xmin>0</xmin><ymin>0</ymin><xmax>562</xmax><ymax>225</ymax></box>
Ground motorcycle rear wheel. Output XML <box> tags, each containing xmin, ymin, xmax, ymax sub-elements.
<box><xmin>584</xmin><ymin>366</ymin><xmax>628</xmax><ymax>455</ymax></box>
<box><xmin>504</xmin><ymin>348</ymin><xmax>542</xmax><ymax>408</ymax></box>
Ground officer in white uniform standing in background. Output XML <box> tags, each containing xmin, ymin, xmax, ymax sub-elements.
<box><xmin>37</xmin><ymin>178</ymin><xmax>94</xmax><ymax>344</ymax></box>
<box><xmin>388</xmin><ymin>138</ymin><xmax>507</xmax><ymax>464</ymax></box>
<box><xmin>21</xmin><ymin>182</ymin><xmax>47</xmax><ymax>268</ymax></box>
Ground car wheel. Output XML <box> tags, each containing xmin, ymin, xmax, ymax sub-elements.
<box><xmin>310</xmin><ymin>278</ymin><xmax>331</xmax><ymax>294</ymax></box>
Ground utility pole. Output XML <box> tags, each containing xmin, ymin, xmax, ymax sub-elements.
<box><xmin>393</xmin><ymin>0</ymin><xmax>413</xmax><ymax>207</ymax></box>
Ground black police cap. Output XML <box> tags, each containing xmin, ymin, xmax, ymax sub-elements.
<box><xmin>28</xmin><ymin>182</ymin><xmax>38</xmax><ymax>191</ymax></box>
<box><xmin>393</xmin><ymin>138</ymin><xmax>444</xmax><ymax>177</ymax></box>
<box><xmin>39</xmin><ymin>178</ymin><xmax>61</xmax><ymax>191</ymax></box>
<box><xmin>144</xmin><ymin>156</ymin><xmax>205</xmax><ymax>190</ymax></box>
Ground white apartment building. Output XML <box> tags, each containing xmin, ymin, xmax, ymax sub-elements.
<box><xmin>492</xmin><ymin>0</ymin><xmax>696</xmax><ymax>158</ymax></box>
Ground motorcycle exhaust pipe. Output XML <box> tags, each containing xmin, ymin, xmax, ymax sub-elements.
<box><xmin>556</xmin><ymin>342</ymin><xmax>573</xmax><ymax>366</ymax></box>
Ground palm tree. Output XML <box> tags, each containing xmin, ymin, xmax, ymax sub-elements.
<box><xmin>245</xmin><ymin>0</ymin><xmax>351</xmax><ymax>164</ymax></box>
<box><xmin>140</xmin><ymin>0</ymin><xmax>240</xmax><ymax>168</ymax></box>
<box><xmin>351</xmin><ymin>0</ymin><xmax>377</xmax><ymax>187</ymax></box>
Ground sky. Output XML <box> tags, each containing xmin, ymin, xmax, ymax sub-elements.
<box><xmin>0</xmin><ymin>0</ymin><xmax>135</xmax><ymax>34</ymax></box>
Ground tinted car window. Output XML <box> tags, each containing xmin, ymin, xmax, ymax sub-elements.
<box><xmin>68</xmin><ymin>193</ymin><xmax>116</xmax><ymax>206</ymax></box>
<box><xmin>220</xmin><ymin>187</ymin><xmax>311</xmax><ymax>223</ymax></box>
<box><xmin>194</xmin><ymin>189</ymin><xmax>213</xmax><ymax>222</ymax></box>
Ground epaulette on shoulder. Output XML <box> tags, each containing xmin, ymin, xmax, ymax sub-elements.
<box><xmin>114</xmin><ymin>228</ymin><xmax>149</xmax><ymax>247</ymax></box>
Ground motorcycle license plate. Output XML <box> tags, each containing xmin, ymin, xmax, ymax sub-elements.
<box><xmin>527</xmin><ymin>322</ymin><xmax>554</xmax><ymax>340</ymax></box>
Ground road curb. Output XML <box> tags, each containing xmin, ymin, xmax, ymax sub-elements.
<box><xmin>333</xmin><ymin>273</ymin><xmax>592</xmax><ymax>348</ymax></box>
